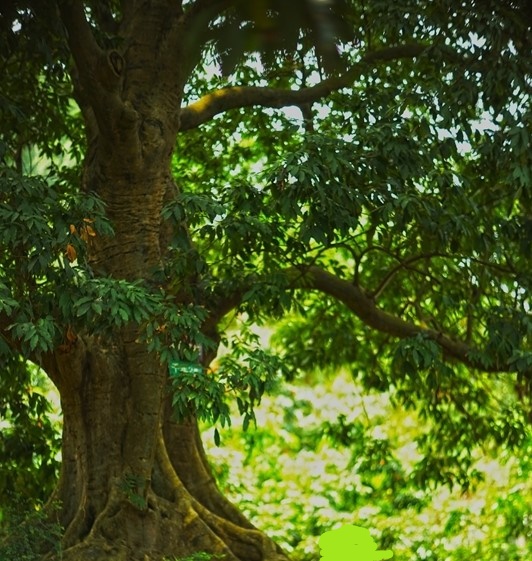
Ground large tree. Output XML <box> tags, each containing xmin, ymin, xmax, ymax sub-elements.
<box><xmin>0</xmin><ymin>1</ymin><xmax>531</xmax><ymax>559</ymax></box>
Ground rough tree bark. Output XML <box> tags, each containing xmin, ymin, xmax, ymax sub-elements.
<box><xmin>43</xmin><ymin>335</ymin><xmax>288</xmax><ymax>561</ymax></box>
<box><xmin>35</xmin><ymin>2</ymin><xmax>291</xmax><ymax>560</ymax></box>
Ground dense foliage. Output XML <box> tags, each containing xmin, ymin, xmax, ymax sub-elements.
<box><xmin>0</xmin><ymin>0</ymin><xmax>531</xmax><ymax>558</ymax></box>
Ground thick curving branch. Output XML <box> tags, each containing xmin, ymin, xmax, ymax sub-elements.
<box><xmin>207</xmin><ymin>264</ymin><xmax>511</xmax><ymax>374</ymax></box>
<box><xmin>57</xmin><ymin>0</ymin><xmax>102</xmax><ymax>75</ymax></box>
<box><xmin>57</xmin><ymin>0</ymin><xmax>124</xmax><ymax>130</ymax></box>
<box><xmin>295</xmin><ymin>265</ymin><xmax>504</xmax><ymax>372</ymax></box>
<box><xmin>179</xmin><ymin>44</ymin><xmax>428</xmax><ymax>130</ymax></box>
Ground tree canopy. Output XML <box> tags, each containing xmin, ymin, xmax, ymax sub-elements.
<box><xmin>0</xmin><ymin>1</ymin><xmax>531</xmax><ymax>560</ymax></box>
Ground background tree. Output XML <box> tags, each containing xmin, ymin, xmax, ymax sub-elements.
<box><xmin>0</xmin><ymin>1</ymin><xmax>530</xmax><ymax>560</ymax></box>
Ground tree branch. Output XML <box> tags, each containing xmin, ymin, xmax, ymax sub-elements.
<box><xmin>120</xmin><ymin>0</ymin><xmax>139</xmax><ymax>28</ymax></box>
<box><xmin>370</xmin><ymin>252</ymin><xmax>447</xmax><ymax>300</ymax></box>
<box><xmin>202</xmin><ymin>263</ymin><xmax>507</xmax><ymax>374</ymax></box>
<box><xmin>292</xmin><ymin>265</ymin><xmax>506</xmax><ymax>373</ymax></box>
<box><xmin>57</xmin><ymin>0</ymin><xmax>103</xmax><ymax>79</ymax></box>
<box><xmin>179</xmin><ymin>44</ymin><xmax>428</xmax><ymax>130</ymax></box>
<box><xmin>203</xmin><ymin>288</ymin><xmax>244</xmax><ymax>339</ymax></box>
<box><xmin>57</xmin><ymin>1</ymin><xmax>127</xmax><ymax>123</ymax></box>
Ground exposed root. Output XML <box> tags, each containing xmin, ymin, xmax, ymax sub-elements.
<box><xmin>49</xmin><ymin>428</ymin><xmax>289</xmax><ymax>561</ymax></box>
<box><xmin>163</xmin><ymin>411</ymin><xmax>255</xmax><ymax>528</ymax></box>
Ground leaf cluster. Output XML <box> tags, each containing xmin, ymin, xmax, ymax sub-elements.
<box><xmin>171</xmin><ymin>325</ymin><xmax>286</xmax><ymax>434</ymax></box>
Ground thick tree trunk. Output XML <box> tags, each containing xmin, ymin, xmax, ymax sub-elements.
<box><xmin>36</xmin><ymin>5</ymin><xmax>292</xmax><ymax>552</ymax></box>
<box><xmin>45</xmin><ymin>334</ymin><xmax>289</xmax><ymax>561</ymax></box>
<box><xmin>38</xmin><ymin>116</ymin><xmax>289</xmax><ymax>560</ymax></box>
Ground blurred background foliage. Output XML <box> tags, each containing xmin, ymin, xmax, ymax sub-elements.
<box><xmin>0</xmin><ymin>360</ymin><xmax>60</xmax><ymax>510</ymax></box>
<box><xmin>202</xmin><ymin>364</ymin><xmax>531</xmax><ymax>561</ymax></box>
